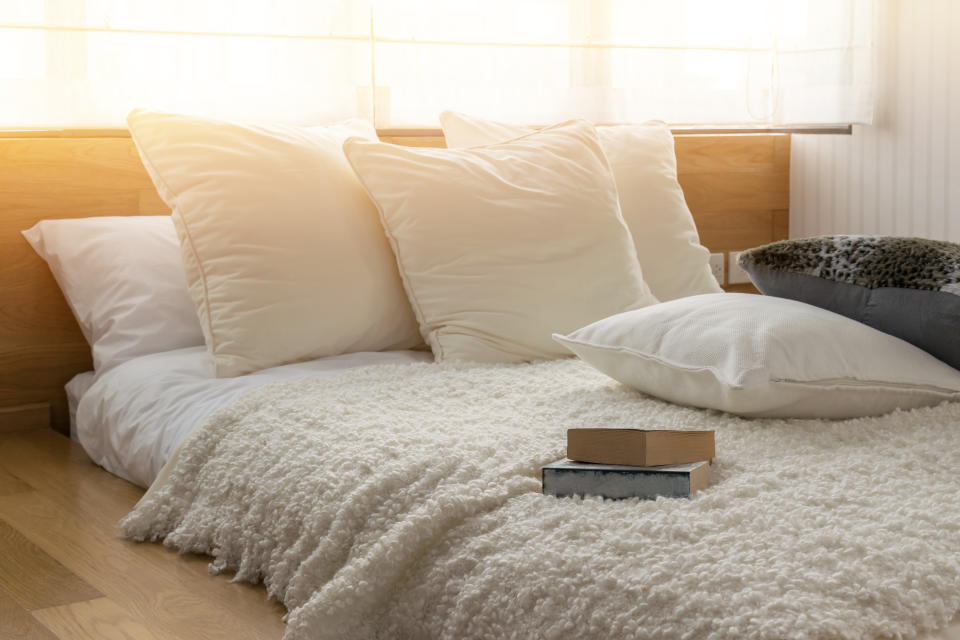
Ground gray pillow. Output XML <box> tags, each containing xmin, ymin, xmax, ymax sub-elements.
<box><xmin>738</xmin><ymin>236</ymin><xmax>960</xmax><ymax>371</ymax></box>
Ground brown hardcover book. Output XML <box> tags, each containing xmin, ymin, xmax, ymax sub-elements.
<box><xmin>566</xmin><ymin>429</ymin><xmax>715</xmax><ymax>467</ymax></box>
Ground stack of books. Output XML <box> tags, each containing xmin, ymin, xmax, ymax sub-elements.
<box><xmin>542</xmin><ymin>428</ymin><xmax>715</xmax><ymax>500</ymax></box>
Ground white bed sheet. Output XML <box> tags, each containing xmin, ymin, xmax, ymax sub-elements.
<box><xmin>76</xmin><ymin>347</ymin><xmax>432</xmax><ymax>488</ymax></box>
<box><xmin>66</xmin><ymin>370</ymin><xmax>97</xmax><ymax>440</ymax></box>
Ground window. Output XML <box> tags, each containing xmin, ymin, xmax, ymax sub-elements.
<box><xmin>0</xmin><ymin>0</ymin><xmax>874</xmax><ymax>128</ymax></box>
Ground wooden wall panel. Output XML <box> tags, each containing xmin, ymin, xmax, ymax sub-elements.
<box><xmin>377</xmin><ymin>136</ymin><xmax>446</xmax><ymax>148</ymax></box>
<box><xmin>0</xmin><ymin>133</ymin><xmax>788</xmax><ymax>434</ymax></box>
<box><xmin>675</xmin><ymin>134</ymin><xmax>790</xmax><ymax>252</ymax></box>
<box><xmin>0</xmin><ymin>139</ymin><xmax>164</xmax><ymax>433</ymax></box>
<box><xmin>0</xmin><ymin>403</ymin><xmax>51</xmax><ymax>433</ymax></box>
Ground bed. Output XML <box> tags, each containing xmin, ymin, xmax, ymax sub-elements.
<box><xmin>0</xmin><ymin>130</ymin><xmax>787</xmax><ymax>434</ymax></box>
<box><xmin>4</xmin><ymin>129</ymin><xmax>960</xmax><ymax>640</ymax></box>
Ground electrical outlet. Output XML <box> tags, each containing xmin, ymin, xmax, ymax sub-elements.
<box><xmin>708</xmin><ymin>253</ymin><xmax>725</xmax><ymax>285</ymax></box>
<box><xmin>728</xmin><ymin>251</ymin><xmax>752</xmax><ymax>285</ymax></box>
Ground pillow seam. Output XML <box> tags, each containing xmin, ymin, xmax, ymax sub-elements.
<box><xmin>342</xmin><ymin>140</ymin><xmax>440</xmax><ymax>360</ymax></box>
<box><xmin>128</xmin><ymin>118</ymin><xmax>220</xmax><ymax>361</ymax></box>
<box><xmin>554</xmin><ymin>335</ymin><xmax>753</xmax><ymax>389</ymax></box>
<box><xmin>555</xmin><ymin>335</ymin><xmax>960</xmax><ymax>394</ymax></box>
<box><xmin>770</xmin><ymin>378</ymin><xmax>960</xmax><ymax>396</ymax></box>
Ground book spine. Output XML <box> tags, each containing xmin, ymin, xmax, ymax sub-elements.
<box><xmin>566</xmin><ymin>431</ymin><xmax>649</xmax><ymax>467</ymax></box>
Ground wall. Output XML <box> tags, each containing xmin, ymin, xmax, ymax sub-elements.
<box><xmin>790</xmin><ymin>0</ymin><xmax>960</xmax><ymax>242</ymax></box>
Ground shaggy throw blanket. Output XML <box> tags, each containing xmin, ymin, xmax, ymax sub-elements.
<box><xmin>121</xmin><ymin>360</ymin><xmax>960</xmax><ymax>640</ymax></box>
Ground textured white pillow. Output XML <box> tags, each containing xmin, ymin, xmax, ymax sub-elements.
<box><xmin>555</xmin><ymin>293</ymin><xmax>960</xmax><ymax>419</ymax></box>
<box><xmin>343</xmin><ymin>120</ymin><xmax>659</xmax><ymax>363</ymax></box>
<box><xmin>128</xmin><ymin>110</ymin><xmax>422</xmax><ymax>377</ymax></box>
<box><xmin>440</xmin><ymin>111</ymin><xmax>721</xmax><ymax>302</ymax></box>
<box><xmin>22</xmin><ymin>216</ymin><xmax>203</xmax><ymax>373</ymax></box>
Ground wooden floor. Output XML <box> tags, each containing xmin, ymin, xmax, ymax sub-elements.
<box><xmin>0</xmin><ymin>428</ymin><xmax>287</xmax><ymax>640</ymax></box>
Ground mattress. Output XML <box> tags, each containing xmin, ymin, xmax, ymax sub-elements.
<box><xmin>76</xmin><ymin>347</ymin><xmax>432</xmax><ymax>487</ymax></box>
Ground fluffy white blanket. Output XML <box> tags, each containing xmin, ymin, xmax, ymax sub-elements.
<box><xmin>121</xmin><ymin>360</ymin><xmax>960</xmax><ymax>640</ymax></box>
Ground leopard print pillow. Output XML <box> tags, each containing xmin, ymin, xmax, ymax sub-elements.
<box><xmin>739</xmin><ymin>236</ymin><xmax>960</xmax><ymax>295</ymax></box>
<box><xmin>738</xmin><ymin>236</ymin><xmax>960</xmax><ymax>371</ymax></box>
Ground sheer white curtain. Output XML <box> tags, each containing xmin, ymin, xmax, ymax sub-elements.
<box><xmin>374</xmin><ymin>0</ymin><xmax>875</xmax><ymax>126</ymax></box>
<box><xmin>0</xmin><ymin>0</ymin><xmax>372</xmax><ymax>127</ymax></box>
<box><xmin>0</xmin><ymin>0</ymin><xmax>873</xmax><ymax>129</ymax></box>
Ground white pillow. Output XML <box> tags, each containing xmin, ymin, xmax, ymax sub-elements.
<box><xmin>554</xmin><ymin>293</ymin><xmax>960</xmax><ymax>419</ymax></box>
<box><xmin>127</xmin><ymin>109</ymin><xmax>422</xmax><ymax>377</ymax></box>
<box><xmin>343</xmin><ymin>120</ymin><xmax>659</xmax><ymax>363</ymax></box>
<box><xmin>22</xmin><ymin>216</ymin><xmax>203</xmax><ymax>372</ymax></box>
<box><xmin>440</xmin><ymin>111</ymin><xmax>722</xmax><ymax>302</ymax></box>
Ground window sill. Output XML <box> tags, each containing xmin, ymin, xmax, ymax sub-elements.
<box><xmin>0</xmin><ymin>124</ymin><xmax>851</xmax><ymax>139</ymax></box>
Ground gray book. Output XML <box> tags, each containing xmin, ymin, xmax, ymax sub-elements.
<box><xmin>542</xmin><ymin>459</ymin><xmax>710</xmax><ymax>500</ymax></box>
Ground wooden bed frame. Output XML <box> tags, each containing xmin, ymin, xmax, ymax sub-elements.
<box><xmin>0</xmin><ymin>132</ymin><xmax>789</xmax><ymax>434</ymax></box>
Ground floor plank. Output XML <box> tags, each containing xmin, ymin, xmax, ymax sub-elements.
<box><xmin>33</xmin><ymin>597</ymin><xmax>166</xmax><ymax>640</ymax></box>
<box><xmin>0</xmin><ymin>430</ymin><xmax>286</xmax><ymax>640</ymax></box>
<box><xmin>0</xmin><ymin>430</ymin><xmax>146</xmax><ymax>516</ymax></box>
<box><xmin>0</xmin><ymin>466</ymin><xmax>33</xmax><ymax>496</ymax></box>
<box><xmin>0</xmin><ymin>518</ymin><xmax>102</xmax><ymax>610</ymax></box>
<box><xmin>0</xmin><ymin>586</ymin><xmax>60</xmax><ymax>640</ymax></box>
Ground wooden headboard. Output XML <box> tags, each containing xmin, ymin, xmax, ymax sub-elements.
<box><xmin>0</xmin><ymin>132</ymin><xmax>789</xmax><ymax>434</ymax></box>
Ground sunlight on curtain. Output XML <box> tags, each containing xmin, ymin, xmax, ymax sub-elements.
<box><xmin>375</xmin><ymin>0</ymin><xmax>874</xmax><ymax>126</ymax></box>
<box><xmin>0</xmin><ymin>0</ymin><xmax>372</xmax><ymax>127</ymax></box>
<box><xmin>0</xmin><ymin>0</ymin><xmax>873</xmax><ymax>128</ymax></box>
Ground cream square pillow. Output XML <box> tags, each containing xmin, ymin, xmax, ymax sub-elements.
<box><xmin>343</xmin><ymin>120</ymin><xmax>659</xmax><ymax>363</ymax></box>
<box><xmin>440</xmin><ymin>111</ymin><xmax>722</xmax><ymax>302</ymax></box>
<box><xmin>128</xmin><ymin>110</ymin><xmax>421</xmax><ymax>377</ymax></box>
<box><xmin>555</xmin><ymin>293</ymin><xmax>960</xmax><ymax>419</ymax></box>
